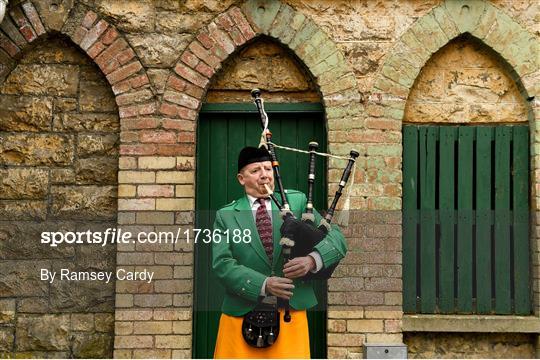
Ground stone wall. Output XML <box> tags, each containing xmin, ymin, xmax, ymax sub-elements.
<box><xmin>405</xmin><ymin>332</ymin><xmax>536</xmax><ymax>358</ymax></box>
<box><xmin>405</xmin><ymin>34</ymin><xmax>528</xmax><ymax>124</ymax></box>
<box><xmin>207</xmin><ymin>37</ymin><xmax>319</xmax><ymax>102</ymax></box>
<box><xmin>0</xmin><ymin>36</ymin><xmax>118</xmax><ymax>357</ymax></box>
<box><xmin>0</xmin><ymin>0</ymin><xmax>537</xmax><ymax>359</ymax></box>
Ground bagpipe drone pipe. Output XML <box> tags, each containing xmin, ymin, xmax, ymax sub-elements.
<box><xmin>251</xmin><ymin>89</ymin><xmax>359</xmax><ymax>319</ymax></box>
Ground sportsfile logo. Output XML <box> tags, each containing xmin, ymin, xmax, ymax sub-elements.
<box><xmin>40</xmin><ymin>227</ymin><xmax>253</xmax><ymax>247</ymax></box>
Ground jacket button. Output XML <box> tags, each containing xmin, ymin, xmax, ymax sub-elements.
<box><xmin>241</xmin><ymin>288</ymin><xmax>245</xmax><ymax>291</ymax></box>
<box><xmin>247</xmin><ymin>279</ymin><xmax>251</xmax><ymax>284</ymax></box>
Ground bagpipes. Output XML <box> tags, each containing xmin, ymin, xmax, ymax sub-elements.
<box><xmin>251</xmin><ymin>89</ymin><xmax>359</xmax><ymax>321</ymax></box>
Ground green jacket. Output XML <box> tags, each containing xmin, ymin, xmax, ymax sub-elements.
<box><xmin>212</xmin><ymin>190</ymin><xmax>347</xmax><ymax>316</ymax></box>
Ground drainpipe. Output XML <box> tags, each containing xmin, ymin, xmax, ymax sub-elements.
<box><xmin>0</xmin><ymin>0</ymin><xmax>7</xmax><ymax>24</ymax></box>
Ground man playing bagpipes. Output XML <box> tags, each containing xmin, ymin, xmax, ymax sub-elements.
<box><xmin>212</xmin><ymin>90</ymin><xmax>355</xmax><ymax>359</ymax></box>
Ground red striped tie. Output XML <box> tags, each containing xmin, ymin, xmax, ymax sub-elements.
<box><xmin>255</xmin><ymin>198</ymin><xmax>273</xmax><ymax>262</ymax></box>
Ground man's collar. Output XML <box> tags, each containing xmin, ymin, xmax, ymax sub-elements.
<box><xmin>246</xmin><ymin>194</ymin><xmax>270</xmax><ymax>208</ymax></box>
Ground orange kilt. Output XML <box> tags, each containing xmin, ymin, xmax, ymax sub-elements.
<box><xmin>214</xmin><ymin>309</ymin><xmax>310</xmax><ymax>359</ymax></box>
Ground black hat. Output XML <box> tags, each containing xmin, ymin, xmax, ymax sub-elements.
<box><xmin>237</xmin><ymin>146</ymin><xmax>272</xmax><ymax>172</ymax></box>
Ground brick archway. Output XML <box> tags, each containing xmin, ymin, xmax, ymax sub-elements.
<box><xmin>160</xmin><ymin>0</ymin><xmax>361</xmax><ymax>133</ymax></box>
<box><xmin>371</xmin><ymin>0</ymin><xmax>537</xmax><ymax>121</ymax></box>
<box><xmin>0</xmin><ymin>1</ymin><xmax>156</xmax><ymax>120</ymax></box>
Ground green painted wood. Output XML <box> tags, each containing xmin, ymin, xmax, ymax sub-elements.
<box><xmin>419</xmin><ymin>127</ymin><xmax>437</xmax><ymax>313</ymax></box>
<box><xmin>194</xmin><ymin>106</ymin><xmax>328</xmax><ymax>358</ymax></box>
<box><xmin>475</xmin><ymin>126</ymin><xmax>494</xmax><ymax>314</ymax></box>
<box><xmin>438</xmin><ymin>126</ymin><xmax>457</xmax><ymax>313</ymax></box>
<box><xmin>512</xmin><ymin>126</ymin><xmax>530</xmax><ymax>315</ymax></box>
<box><xmin>404</xmin><ymin>124</ymin><xmax>530</xmax><ymax>316</ymax></box>
<box><xmin>457</xmin><ymin>127</ymin><xmax>474</xmax><ymax>313</ymax></box>
<box><xmin>402</xmin><ymin>125</ymin><xmax>418</xmax><ymax>313</ymax></box>
<box><xmin>494</xmin><ymin>126</ymin><xmax>512</xmax><ymax>314</ymax></box>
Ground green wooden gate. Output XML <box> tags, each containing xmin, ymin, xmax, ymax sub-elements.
<box><xmin>194</xmin><ymin>103</ymin><xmax>328</xmax><ymax>358</ymax></box>
<box><xmin>403</xmin><ymin>125</ymin><xmax>531</xmax><ymax>315</ymax></box>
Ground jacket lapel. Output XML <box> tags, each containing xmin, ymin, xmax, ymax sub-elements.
<box><xmin>233</xmin><ymin>195</ymin><xmax>271</xmax><ymax>268</ymax></box>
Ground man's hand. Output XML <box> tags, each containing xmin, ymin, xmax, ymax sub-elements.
<box><xmin>265</xmin><ymin>276</ymin><xmax>295</xmax><ymax>300</ymax></box>
<box><xmin>283</xmin><ymin>256</ymin><xmax>316</xmax><ymax>279</ymax></box>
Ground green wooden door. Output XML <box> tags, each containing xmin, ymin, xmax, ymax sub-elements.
<box><xmin>194</xmin><ymin>103</ymin><xmax>328</xmax><ymax>358</ymax></box>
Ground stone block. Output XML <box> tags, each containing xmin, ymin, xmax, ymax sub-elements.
<box><xmin>0</xmin><ymin>260</ymin><xmax>49</xmax><ymax>297</ymax></box>
<box><xmin>0</xmin><ymin>327</ymin><xmax>14</xmax><ymax>351</ymax></box>
<box><xmin>2</xmin><ymin>64</ymin><xmax>79</xmax><ymax>96</ymax></box>
<box><xmin>431</xmin><ymin>6</ymin><xmax>460</xmax><ymax>41</ymax></box>
<box><xmin>0</xmin><ymin>168</ymin><xmax>48</xmax><ymax>200</ymax></box>
<box><xmin>32</xmin><ymin>0</ymin><xmax>74</xmax><ymax>32</ymax></box>
<box><xmin>0</xmin><ymin>299</ymin><xmax>15</xmax><ymax>325</ymax></box>
<box><xmin>54</xmin><ymin>113</ymin><xmax>119</xmax><ymax>132</ymax></box>
<box><xmin>75</xmin><ymin>157</ymin><xmax>118</xmax><ymax>185</ymax></box>
<box><xmin>0</xmin><ymin>96</ymin><xmax>52</xmax><ymax>132</ymax></box>
<box><xmin>125</xmin><ymin>33</ymin><xmax>190</xmax><ymax>68</ymax></box>
<box><xmin>0</xmin><ymin>133</ymin><xmax>74</xmax><ymax>166</ymax></box>
<box><xmin>16</xmin><ymin>298</ymin><xmax>49</xmax><ymax>313</ymax></box>
<box><xmin>15</xmin><ymin>314</ymin><xmax>70</xmax><ymax>351</ymax></box>
<box><xmin>242</xmin><ymin>0</ymin><xmax>280</xmax><ymax>33</ymax></box>
<box><xmin>79</xmin><ymin>79</ymin><xmax>117</xmax><ymax>112</ymax></box>
<box><xmin>78</xmin><ymin>134</ymin><xmax>118</xmax><ymax>158</ymax></box>
<box><xmin>72</xmin><ymin>333</ymin><xmax>113</xmax><ymax>358</ymax></box>
<box><xmin>70</xmin><ymin>314</ymin><xmax>94</xmax><ymax>331</ymax></box>
<box><xmin>96</xmin><ymin>1</ymin><xmax>154</xmax><ymax>32</ymax></box>
<box><xmin>49</xmin><ymin>277</ymin><xmax>114</xmax><ymax>313</ymax></box>
<box><xmin>445</xmin><ymin>0</ymin><xmax>485</xmax><ymax>34</ymax></box>
<box><xmin>50</xmin><ymin>185</ymin><xmax>117</xmax><ymax>220</ymax></box>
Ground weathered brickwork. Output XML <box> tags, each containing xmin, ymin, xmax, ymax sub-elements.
<box><xmin>0</xmin><ymin>0</ymin><xmax>537</xmax><ymax>358</ymax></box>
<box><xmin>0</xmin><ymin>36</ymin><xmax>118</xmax><ymax>357</ymax></box>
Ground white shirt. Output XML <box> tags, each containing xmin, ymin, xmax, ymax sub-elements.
<box><xmin>246</xmin><ymin>194</ymin><xmax>324</xmax><ymax>296</ymax></box>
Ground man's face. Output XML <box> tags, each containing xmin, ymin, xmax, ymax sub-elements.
<box><xmin>237</xmin><ymin>161</ymin><xmax>274</xmax><ymax>198</ymax></box>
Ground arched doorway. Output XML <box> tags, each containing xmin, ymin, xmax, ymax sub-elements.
<box><xmin>193</xmin><ymin>38</ymin><xmax>328</xmax><ymax>358</ymax></box>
